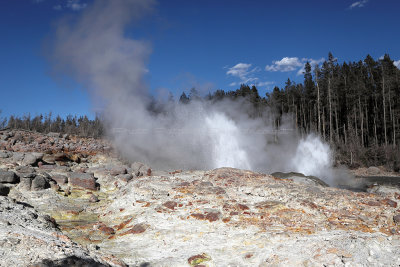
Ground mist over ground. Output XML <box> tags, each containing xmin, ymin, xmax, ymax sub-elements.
<box><xmin>47</xmin><ymin>0</ymin><xmax>343</xmax><ymax>185</ymax></box>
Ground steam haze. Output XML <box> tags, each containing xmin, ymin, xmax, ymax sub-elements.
<box><xmin>48</xmin><ymin>0</ymin><xmax>340</xmax><ymax>184</ymax></box>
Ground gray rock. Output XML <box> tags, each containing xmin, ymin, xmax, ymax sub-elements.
<box><xmin>0</xmin><ymin>151</ymin><xmax>11</xmax><ymax>158</ymax></box>
<box><xmin>47</xmin><ymin>132</ymin><xmax>61</xmax><ymax>138</ymax></box>
<box><xmin>38</xmin><ymin>172</ymin><xmax>51</xmax><ymax>180</ymax></box>
<box><xmin>50</xmin><ymin>174</ymin><xmax>68</xmax><ymax>185</ymax></box>
<box><xmin>42</xmin><ymin>154</ymin><xmax>56</xmax><ymax>164</ymax></box>
<box><xmin>367</xmin><ymin>166</ymin><xmax>381</xmax><ymax>175</ymax></box>
<box><xmin>22</xmin><ymin>152</ymin><xmax>43</xmax><ymax>166</ymax></box>
<box><xmin>0</xmin><ymin>171</ymin><xmax>19</xmax><ymax>184</ymax></box>
<box><xmin>394</xmin><ymin>215</ymin><xmax>400</xmax><ymax>224</ymax></box>
<box><xmin>110</xmin><ymin>166</ymin><xmax>127</xmax><ymax>176</ymax></box>
<box><xmin>131</xmin><ymin>162</ymin><xmax>152</xmax><ymax>177</ymax></box>
<box><xmin>19</xmin><ymin>177</ymin><xmax>32</xmax><ymax>191</ymax></box>
<box><xmin>0</xmin><ymin>184</ymin><xmax>10</xmax><ymax>196</ymax></box>
<box><xmin>23</xmin><ymin>155</ymin><xmax>36</xmax><ymax>166</ymax></box>
<box><xmin>11</xmin><ymin>152</ymin><xmax>24</xmax><ymax>163</ymax></box>
<box><xmin>15</xmin><ymin>165</ymin><xmax>35</xmax><ymax>174</ymax></box>
<box><xmin>31</xmin><ymin>176</ymin><xmax>49</xmax><ymax>191</ymax></box>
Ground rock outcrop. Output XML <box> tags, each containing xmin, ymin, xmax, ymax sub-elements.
<box><xmin>0</xmin><ymin>129</ymin><xmax>400</xmax><ymax>266</ymax></box>
<box><xmin>0</xmin><ymin>196</ymin><xmax>120</xmax><ymax>267</ymax></box>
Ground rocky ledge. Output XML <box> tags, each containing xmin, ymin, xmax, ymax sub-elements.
<box><xmin>0</xmin><ymin>130</ymin><xmax>400</xmax><ymax>266</ymax></box>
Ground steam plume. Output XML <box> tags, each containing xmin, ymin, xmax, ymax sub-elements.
<box><xmin>48</xmin><ymin>0</ymin><xmax>342</xmax><ymax>185</ymax></box>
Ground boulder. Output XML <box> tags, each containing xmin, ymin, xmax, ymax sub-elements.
<box><xmin>0</xmin><ymin>184</ymin><xmax>10</xmax><ymax>196</ymax></box>
<box><xmin>131</xmin><ymin>162</ymin><xmax>152</xmax><ymax>177</ymax></box>
<box><xmin>0</xmin><ymin>171</ymin><xmax>19</xmax><ymax>184</ymax></box>
<box><xmin>19</xmin><ymin>177</ymin><xmax>33</xmax><ymax>191</ymax></box>
<box><xmin>367</xmin><ymin>166</ymin><xmax>381</xmax><ymax>175</ymax></box>
<box><xmin>69</xmin><ymin>172</ymin><xmax>97</xmax><ymax>190</ymax></box>
<box><xmin>50</xmin><ymin>174</ymin><xmax>68</xmax><ymax>185</ymax></box>
<box><xmin>110</xmin><ymin>166</ymin><xmax>127</xmax><ymax>176</ymax></box>
<box><xmin>15</xmin><ymin>165</ymin><xmax>35</xmax><ymax>175</ymax></box>
<box><xmin>53</xmin><ymin>166</ymin><xmax>71</xmax><ymax>173</ymax></box>
<box><xmin>22</xmin><ymin>152</ymin><xmax>43</xmax><ymax>166</ymax></box>
<box><xmin>394</xmin><ymin>215</ymin><xmax>400</xmax><ymax>224</ymax></box>
<box><xmin>42</xmin><ymin>154</ymin><xmax>56</xmax><ymax>164</ymax></box>
<box><xmin>31</xmin><ymin>176</ymin><xmax>49</xmax><ymax>191</ymax></box>
<box><xmin>11</xmin><ymin>152</ymin><xmax>24</xmax><ymax>163</ymax></box>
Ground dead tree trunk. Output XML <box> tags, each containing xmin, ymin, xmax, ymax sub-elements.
<box><xmin>382</xmin><ymin>70</ymin><xmax>388</xmax><ymax>146</ymax></box>
<box><xmin>328</xmin><ymin>78</ymin><xmax>333</xmax><ymax>144</ymax></box>
<box><xmin>316</xmin><ymin>73</ymin><xmax>321</xmax><ymax>135</ymax></box>
<box><xmin>359</xmin><ymin>96</ymin><xmax>364</xmax><ymax>147</ymax></box>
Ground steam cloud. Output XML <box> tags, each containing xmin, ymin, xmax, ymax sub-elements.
<box><xmin>48</xmin><ymin>0</ymin><xmax>342</xmax><ymax>185</ymax></box>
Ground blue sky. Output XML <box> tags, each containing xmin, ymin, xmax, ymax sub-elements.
<box><xmin>1</xmin><ymin>0</ymin><xmax>399</xmax><ymax>118</ymax></box>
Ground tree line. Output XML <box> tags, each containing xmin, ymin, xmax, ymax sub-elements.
<box><xmin>1</xmin><ymin>113</ymin><xmax>103</xmax><ymax>138</ymax></box>
<box><xmin>179</xmin><ymin>53</ymin><xmax>400</xmax><ymax>169</ymax></box>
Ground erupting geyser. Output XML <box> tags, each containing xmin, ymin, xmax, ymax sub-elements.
<box><xmin>205</xmin><ymin>112</ymin><xmax>251</xmax><ymax>170</ymax></box>
<box><xmin>291</xmin><ymin>135</ymin><xmax>332</xmax><ymax>178</ymax></box>
<box><xmin>47</xmin><ymin>0</ymin><xmax>338</xmax><ymax>184</ymax></box>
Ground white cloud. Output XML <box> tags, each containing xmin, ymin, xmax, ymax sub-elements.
<box><xmin>53</xmin><ymin>4</ymin><xmax>62</xmax><ymax>10</ymax></box>
<box><xmin>297</xmin><ymin>57</ymin><xmax>325</xmax><ymax>75</ymax></box>
<box><xmin>244</xmin><ymin>77</ymin><xmax>259</xmax><ymax>83</ymax></box>
<box><xmin>226</xmin><ymin>63</ymin><xmax>253</xmax><ymax>80</ymax></box>
<box><xmin>226</xmin><ymin>63</ymin><xmax>273</xmax><ymax>88</ymax></box>
<box><xmin>265</xmin><ymin>57</ymin><xmax>303</xmax><ymax>72</ymax></box>
<box><xmin>349</xmin><ymin>0</ymin><xmax>368</xmax><ymax>9</ymax></box>
<box><xmin>265</xmin><ymin>57</ymin><xmax>325</xmax><ymax>75</ymax></box>
<box><xmin>227</xmin><ymin>63</ymin><xmax>261</xmax><ymax>84</ymax></box>
<box><xmin>67</xmin><ymin>0</ymin><xmax>87</xmax><ymax>11</ymax></box>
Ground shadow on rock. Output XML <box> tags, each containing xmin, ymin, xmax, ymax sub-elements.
<box><xmin>30</xmin><ymin>256</ymin><xmax>109</xmax><ymax>267</ymax></box>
